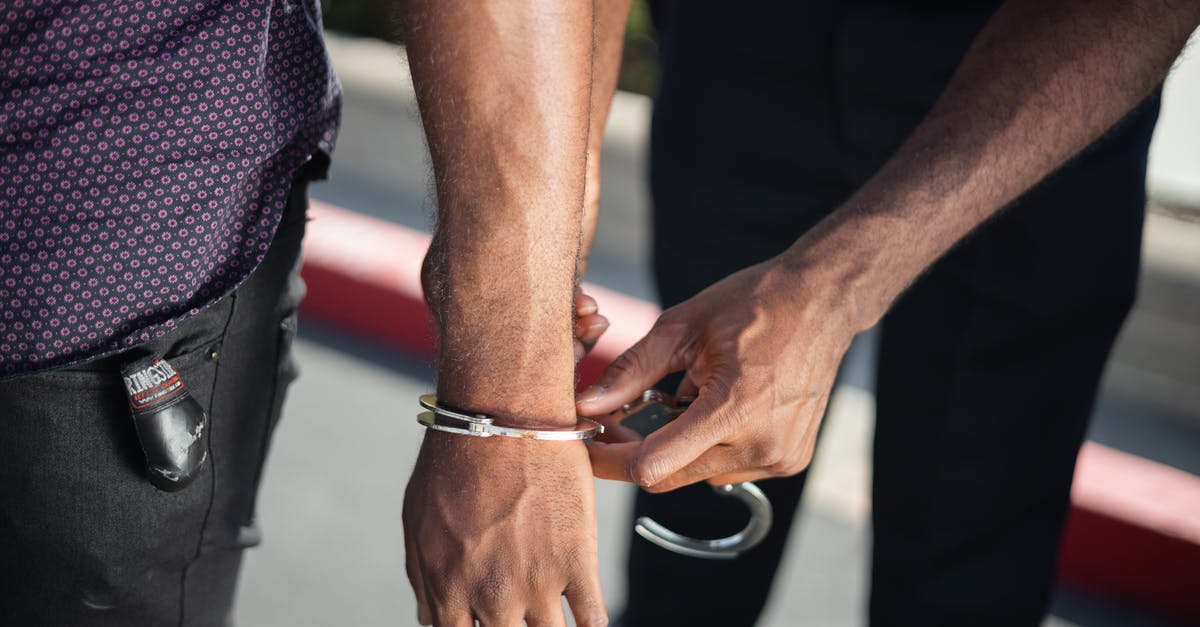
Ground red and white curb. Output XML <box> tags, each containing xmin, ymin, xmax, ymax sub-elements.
<box><xmin>300</xmin><ymin>200</ymin><xmax>1200</xmax><ymax>624</ymax></box>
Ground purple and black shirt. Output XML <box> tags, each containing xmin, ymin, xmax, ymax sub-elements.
<box><xmin>0</xmin><ymin>0</ymin><xmax>341</xmax><ymax>378</ymax></box>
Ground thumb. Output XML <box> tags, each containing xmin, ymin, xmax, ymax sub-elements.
<box><xmin>576</xmin><ymin>319</ymin><xmax>689</xmax><ymax>414</ymax></box>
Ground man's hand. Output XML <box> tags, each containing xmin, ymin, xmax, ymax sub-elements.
<box><xmin>577</xmin><ymin>0</ymin><xmax>1200</xmax><ymax>492</ymax></box>
<box><xmin>576</xmin><ymin>256</ymin><xmax>854</xmax><ymax>491</ymax></box>
<box><xmin>400</xmin><ymin>284</ymin><xmax>607</xmax><ymax>626</ymax></box>
<box><xmin>403</xmin><ymin>434</ymin><xmax>605</xmax><ymax>626</ymax></box>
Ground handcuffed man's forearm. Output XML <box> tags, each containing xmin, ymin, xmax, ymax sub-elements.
<box><xmin>400</xmin><ymin>0</ymin><xmax>595</xmax><ymax>426</ymax></box>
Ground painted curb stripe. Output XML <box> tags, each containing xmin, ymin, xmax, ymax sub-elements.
<box><xmin>299</xmin><ymin>201</ymin><xmax>1200</xmax><ymax>623</ymax></box>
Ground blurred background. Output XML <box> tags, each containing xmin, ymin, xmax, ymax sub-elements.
<box><xmin>234</xmin><ymin>4</ymin><xmax>1200</xmax><ymax>626</ymax></box>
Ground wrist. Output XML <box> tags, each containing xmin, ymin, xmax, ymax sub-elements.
<box><xmin>417</xmin><ymin>427</ymin><xmax>590</xmax><ymax>466</ymax></box>
<box><xmin>433</xmin><ymin>383</ymin><xmax>579</xmax><ymax>429</ymax></box>
<box><xmin>778</xmin><ymin>207</ymin><xmax>906</xmax><ymax>332</ymax></box>
<box><xmin>427</xmin><ymin>261</ymin><xmax>579</xmax><ymax>428</ymax></box>
<box><xmin>435</xmin><ymin>341</ymin><xmax>578</xmax><ymax>428</ymax></box>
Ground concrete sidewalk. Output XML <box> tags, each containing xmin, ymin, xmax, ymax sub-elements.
<box><xmin>226</xmin><ymin>330</ymin><xmax>881</xmax><ymax>626</ymax></box>
<box><xmin>235</xmin><ymin>325</ymin><xmax>1179</xmax><ymax>626</ymax></box>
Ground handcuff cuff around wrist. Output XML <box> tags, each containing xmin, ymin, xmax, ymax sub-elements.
<box><xmin>417</xmin><ymin>394</ymin><xmax>603</xmax><ymax>441</ymax></box>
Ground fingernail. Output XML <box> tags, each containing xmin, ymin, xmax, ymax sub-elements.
<box><xmin>576</xmin><ymin>385</ymin><xmax>605</xmax><ymax>404</ymax></box>
<box><xmin>574</xmin><ymin>343</ymin><xmax>585</xmax><ymax>363</ymax></box>
<box><xmin>577</xmin><ymin>300</ymin><xmax>598</xmax><ymax>315</ymax></box>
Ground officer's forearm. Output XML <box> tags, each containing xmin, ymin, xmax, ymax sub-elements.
<box><xmin>783</xmin><ymin>0</ymin><xmax>1200</xmax><ymax>329</ymax></box>
<box><xmin>400</xmin><ymin>0</ymin><xmax>594</xmax><ymax>426</ymax></box>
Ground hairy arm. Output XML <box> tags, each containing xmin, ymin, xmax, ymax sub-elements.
<box><xmin>397</xmin><ymin>1</ymin><xmax>613</xmax><ymax>625</ymax></box>
<box><xmin>408</xmin><ymin>0</ymin><xmax>592</xmax><ymax>422</ymax></box>
<box><xmin>581</xmin><ymin>0</ymin><xmax>1200</xmax><ymax>490</ymax></box>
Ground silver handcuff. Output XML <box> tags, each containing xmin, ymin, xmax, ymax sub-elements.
<box><xmin>604</xmin><ymin>390</ymin><xmax>773</xmax><ymax>560</ymax></box>
<box><xmin>418</xmin><ymin>395</ymin><xmax>603</xmax><ymax>440</ymax></box>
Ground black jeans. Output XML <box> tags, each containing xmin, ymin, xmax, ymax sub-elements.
<box><xmin>623</xmin><ymin>2</ymin><xmax>1154</xmax><ymax>626</ymax></box>
<box><xmin>0</xmin><ymin>175</ymin><xmax>309</xmax><ymax>626</ymax></box>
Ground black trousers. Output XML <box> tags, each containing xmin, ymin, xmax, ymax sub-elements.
<box><xmin>0</xmin><ymin>176</ymin><xmax>309</xmax><ymax>626</ymax></box>
<box><xmin>622</xmin><ymin>2</ymin><xmax>1155</xmax><ymax>626</ymax></box>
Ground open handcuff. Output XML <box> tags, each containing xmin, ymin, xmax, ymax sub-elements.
<box><xmin>603</xmin><ymin>390</ymin><xmax>773</xmax><ymax>560</ymax></box>
<box><xmin>417</xmin><ymin>389</ymin><xmax>772</xmax><ymax>560</ymax></box>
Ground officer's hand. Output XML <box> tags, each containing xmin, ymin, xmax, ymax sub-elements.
<box><xmin>403</xmin><ymin>432</ymin><xmax>606</xmax><ymax>626</ymax></box>
<box><xmin>575</xmin><ymin>256</ymin><xmax>855</xmax><ymax>491</ymax></box>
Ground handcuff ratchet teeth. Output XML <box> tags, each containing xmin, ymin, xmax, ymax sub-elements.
<box><xmin>606</xmin><ymin>390</ymin><xmax>773</xmax><ymax>560</ymax></box>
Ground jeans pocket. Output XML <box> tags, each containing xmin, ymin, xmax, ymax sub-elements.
<box><xmin>0</xmin><ymin>337</ymin><xmax>223</xmax><ymax>618</ymax></box>
<box><xmin>240</xmin><ymin>309</ymin><xmax>300</xmax><ymax>529</ymax></box>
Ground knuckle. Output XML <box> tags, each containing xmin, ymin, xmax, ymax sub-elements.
<box><xmin>567</xmin><ymin>587</ymin><xmax>608</xmax><ymax>627</ymax></box>
<box><xmin>780</xmin><ymin>449</ymin><xmax>814</xmax><ymax>476</ymax></box>
<box><xmin>650</xmin><ymin>310</ymin><xmax>690</xmax><ymax>348</ymax></box>
<box><xmin>609</xmin><ymin>349</ymin><xmax>642</xmax><ymax>378</ymax></box>
<box><xmin>796</xmin><ymin>447</ymin><xmax>815</xmax><ymax>471</ymax></box>
<box><xmin>751</xmin><ymin>438</ymin><xmax>786</xmax><ymax>467</ymax></box>
<box><xmin>473</xmin><ymin>570</ymin><xmax>513</xmax><ymax>610</ymax></box>
<box><xmin>578</xmin><ymin>610</ymin><xmax>610</xmax><ymax>627</ymax></box>
<box><xmin>779</xmin><ymin>463</ymin><xmax>804</xmax><ymax>477</ymax></box>
<box><xmin>630</xmin><ymin>456</ymin><xmax>661</xmax><ymax>488</ymax></box>
<box><xmin>558</xmin><ymin>546</ymin><xmax>589</xmax><ymax>575</ymax></box>
<box><xmin>631</xmin><ymin>468</ymin><xmax>656</xmax><ymax>489</ymax></box>
<box><xmin>711</xmin><ymin>404</ymin><xmax>751</xmax><ymax>439</ymax></box>
<box><xmin>656</xmin><ymin>305</ymin><xmax>686</xmax><ymax>328</ymax></box>
<box><xmin>644</xmin><ymin>480</ymin><xmax>675</xmax><ymax>494</ymax></box>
